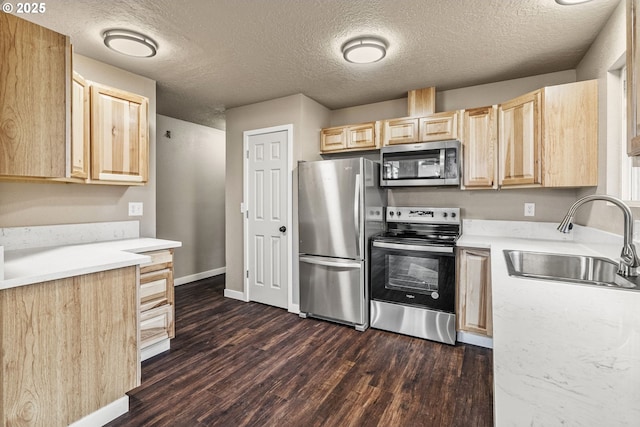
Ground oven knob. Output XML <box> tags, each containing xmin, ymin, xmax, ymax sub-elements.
<box><xmin>389</xmin><ymin>211</ymin><xmax>394</xmax><ymax>216</ymax></box>
<box><xmin>397</xmin><ymin>211</ymin><xmax>402</xmax><ymax>217</ymax></box>
<box><xmin>451</xmin><ymin>212</ymin><xmax>457</xmax><ymax>218</ymax></box>
<box><xmin>376</xmin><ymin>210</ymin><xmax>380</xmax><ymax>215</ymax></box>
<box><xmin>443</xmin><ymin>212</ymin><xmax>448</xmax><ymax>218</ymax></box>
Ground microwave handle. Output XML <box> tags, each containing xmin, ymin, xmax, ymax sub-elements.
<box><xmin>439</xmin><ymin>148</ymin><xmax>446</xmax><ymax>178</ymax></box>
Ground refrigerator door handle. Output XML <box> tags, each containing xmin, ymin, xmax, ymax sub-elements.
<box><xmin>354</xmin><ymin>173</ymin><xmax>361</xmax><ymax>257</ymax></box>
<box><xmin>299</xmin><ymin>256</ymin><xmax>361</xmax><ymax>269</ymax></box>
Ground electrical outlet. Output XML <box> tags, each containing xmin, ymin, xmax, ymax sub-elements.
<box><xmin>524</xmin><ymin>203</ymin><xmax>535</xmax><ymax>217</ymax></box>
<box><xmin>128</xmin><ymin>202</ymin><xmax>143</xmax><ymax>217</ymax></box>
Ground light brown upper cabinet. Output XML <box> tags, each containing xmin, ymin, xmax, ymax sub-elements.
<box><xmin>381</xmin><ymin>111</ymin><xmax>460</xmax><ymax>146</ymax></box>
<box><xmin>71</xmin><ymin>72</ymin><xmax>90</xmax><ymax>179</ymax></box>
<box><xmin>498</xmin><ymin>90</ymin><xmax>542</xmax><ymax>187</ymax></box>
<box><xmin>419</xmin><ymin>111</ymin><xmax>460</xmax><ymax>142</ymax></box>
<box><xmin>320</xmin><ymin>122</ymin><xmax>379</xmax><ymax>153</ymax></box>
<box><xmin>382</xmin><ymin>118</ymin><xmax>420</xmax><ymax>145</ymax></box>
<box><xmin>0</xmin><ymin>13</ymin><xmax>71</xmax><ymax>178</ymax></box>
<box><xmin>496</xmin><ymin>80</ymin><xmax>597</xmax><ymax>188</ymax></box>
<box><xmin>461</xmin><ymin>106</ymin><xmax>498</xmax><ymax>189</ymax></box>
<box><xmin>90</xmin><ymin>84</ymin><xmax>149</xmax><ymax>183</ymax></box>
<box><xmin>628</xmin><ymin>0</ymin><xmax>640</xmax><ymax>155</ymax></box>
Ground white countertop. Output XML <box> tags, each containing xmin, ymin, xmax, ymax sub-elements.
<box><xmin>458</xmin><ymin>221</ymin><xmax>640</xmax><ymax>426</ymax></box>
<box><xmin>0</xmin><ymin>238</ymin><xmax>181</xmax><ymax>290</ymax></box>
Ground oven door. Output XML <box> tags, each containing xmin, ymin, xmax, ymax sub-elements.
<box><xmin>370</xmin><ymin>240</ymin><xmax>455</xmax><ymax>313</ymax></box>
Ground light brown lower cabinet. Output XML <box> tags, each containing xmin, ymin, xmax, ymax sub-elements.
<box><xmin>0</xmin><ymin>267</ymin><xmax>139</xmax><ymax>426</ymax></box>
<box><xmin>139</xmin><ymin>249</ymin><xmax>175</xmax><ymax>358</ymax></box>
<box><xmin>456</xmin><ymin>247</ymin><xmax>493</xmax><ymax>337</ymax></box>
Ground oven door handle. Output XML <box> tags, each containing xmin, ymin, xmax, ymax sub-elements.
<box><xmin>372</xmin><ymin>241</ymin><xmax>454</xmax><ymax>254</ymax></box>
<box><xmin>299</xmin><ymin>256</ymin><xmax>362</xmax><ymax>269</ymax></box>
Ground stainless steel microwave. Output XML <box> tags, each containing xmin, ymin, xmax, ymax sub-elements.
<box><xmin>380</xmin><ymin>140</ymin><xmax>461</xmax><ymax>187</ymax></box>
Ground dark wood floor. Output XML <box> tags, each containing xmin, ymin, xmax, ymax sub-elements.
<box><xmin>107</xmin><ymin>276</ymin><xmax>493</xmax><ymax>427</ymax></box>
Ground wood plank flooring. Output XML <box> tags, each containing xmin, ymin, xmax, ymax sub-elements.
<box><xmin>107</xmin><ymin>276</ymin><xmax>493</xmax><ymax>427</ymax></box>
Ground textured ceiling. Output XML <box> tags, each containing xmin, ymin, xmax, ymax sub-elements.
<box><xmin>21</xmin><ymin>0</ymin><xmax>620</xmax><ymax>129</ymax></box>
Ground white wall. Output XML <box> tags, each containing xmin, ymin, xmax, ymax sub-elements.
<box><xmin>156</xmin><ymin>115</ymin><xmax>226</xmax><ymax>281</ymax></box>
<box><xmin>0</xmin><ymin>54</ymin><xmax>157</xmax><ymax>237</ymax></box>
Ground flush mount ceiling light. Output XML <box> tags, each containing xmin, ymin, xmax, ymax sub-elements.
<box><xmin>342</xmin><ymin>37</ymin><xmax>387</xmax><ymax>64</ymax></box>
<box><xmin>103</xmin><ymin>29</ymin><xmax>158</xmax><ymax>58</ymax></box>
<box><xmin>555</xmin><ymin>0</ymin><xmax>593</xmax><ymax>5</ymax></box>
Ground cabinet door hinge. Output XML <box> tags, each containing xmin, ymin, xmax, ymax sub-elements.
<box><xmin>246</xmin><ymin>270</ymin><xmax>249</xmax><ymax>278</ymax></box>
<box><xmin>246</xmin><ymin>150</ymin><xmax>249</xmax><ymax>159</ymax></box>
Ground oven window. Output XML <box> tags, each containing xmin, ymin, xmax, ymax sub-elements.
<box><xmin>386</xmin><ymin>254</ymin><xmax>439</xmax><ymax>294</ymax></box>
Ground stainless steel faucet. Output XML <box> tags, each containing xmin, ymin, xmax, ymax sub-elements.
<box><xmin>558</xmin><ymin>194</ymin><xmax>639</xmax><ymax>276</ymax></box>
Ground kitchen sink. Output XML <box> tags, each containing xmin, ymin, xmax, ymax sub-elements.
<box><xmin>503</xmin><ymin>250</ymin><xmax>640</xmax><ymax>290</ymax></box>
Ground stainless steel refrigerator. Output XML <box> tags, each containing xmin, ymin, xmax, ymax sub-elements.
<box><xmin>298</xmin><ymin>157</ymin><xmax>386</xmax><ymax>330</ymax></box>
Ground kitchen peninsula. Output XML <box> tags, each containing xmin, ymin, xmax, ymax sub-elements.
<box><xmin>459</xmin><ymin>220</ymin><xmax>640</xmax><ymax>425</ymax></box>
<box><xmin>0</xmin><ymin>221</ymin><xmax>181</xmax><ymax>426</ymax></box>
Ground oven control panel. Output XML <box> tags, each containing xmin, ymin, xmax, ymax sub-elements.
<box><xmin>386</xmin><ymin>207</ymin><xmax>461</xmax><ymax>224</ymax></box>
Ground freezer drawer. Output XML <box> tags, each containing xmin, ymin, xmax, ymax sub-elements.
<box><xmin>299</xmin><ymin>255</ymin><xmax>366</xmax><ymax>327</ymax></box>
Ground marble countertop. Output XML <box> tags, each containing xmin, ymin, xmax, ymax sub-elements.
<box><xmin>0</xmin><ymin>238</ymin><xmax>181</xmax><ymax>290</ymax></box>
<box><xmin>458</xmin><ymin>221</ymin><xmax>640</xmax><ymax>426</ymax></box>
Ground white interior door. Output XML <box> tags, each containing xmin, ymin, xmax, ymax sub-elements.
<box><xmin>246</xmin><ymin>129</ymin><xmax>289</xmax><ymax>309</ymax></box>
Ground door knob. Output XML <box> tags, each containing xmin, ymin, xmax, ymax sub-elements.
<box><xmin>279</xmin><ymin>226</ymin><xmax>287</xmax><ymax>233</ymax></box>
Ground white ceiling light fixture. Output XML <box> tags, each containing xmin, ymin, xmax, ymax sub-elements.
<box><xmin>555</xmin><ymin>0</ymin><xmax>593</xmax><ymax>5</ymax></box>
<box><xmin>342</xmin><ymin>37</ymin><xmax>387</xmax><ymax>64</ymax></box>
<box><xmin>103</xmin><ymin>29</ymin><xmax>158</xmax><ymax>58</ymax></box>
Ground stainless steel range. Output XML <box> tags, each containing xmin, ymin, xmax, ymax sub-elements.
<box><xmin>369</xmin><ymin>207</ymin><xmax>460</xmax><ymax>345</ymax></box>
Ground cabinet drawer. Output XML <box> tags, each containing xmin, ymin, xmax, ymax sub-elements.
<box><xmin>140</xmin><ymin>269</ymin><xmax>171</xmax><ymax>311</ymax></box>
<box><xmin>140</xmin><ymin>304</ymin><xmax>174</xmax><ymax>348</ymax></box>
<box><xmin>320</xmin><ymin>127</ymin><xmax>348</xmax><ymax>152</ymax></box>
<box><xmin>383</xmin><ymin>118</ymin><xmax>419</xmax><ymax>145</ymax></box>
<box><xmin>347</xmin><ymin>122</ymin><xmax>377</xmax><ymax>150</ymax></box>
<box><xmin>419</xmin><ymin>111</ymin><xmax>459</xmax><ymax>142</ymax></box>
<box><xmin>140</xmin><ymin>249</ymin><xmax>173</xmax><ymax>274</ymax></box>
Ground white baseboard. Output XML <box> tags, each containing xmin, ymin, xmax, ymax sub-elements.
<box><xmin>174</xmin><ymin>267</ymin><xmax>226</xmax><ymax>286</ymax></box>
<box><xmin>457</xmin><ymin>331</ymin><xmax>493</xmax><ymax>349</ymax></box>
<box><xmin>69</xmin><ymin>396</ymin><xmax>129</xmax><ymax>427</ymax></box>
<box><xmin>141</xmin><ymin>338</ymin><xmax>170</xmax><ymax>362</ymax></box>
<box><xmin>288</xmin><ymin>303</ymin><xmax>300</xmax><ymax>314</ymax></box>
<box><xmin>224</xmin><ymin>288</ymin><xmax>248</xmax><ymax>301</ymax></box>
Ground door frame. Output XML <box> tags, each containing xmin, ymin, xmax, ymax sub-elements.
<box><xmin>242</xmin><ymin>124</ymin><xmax>296</xmax><ymax>312</ymax></box>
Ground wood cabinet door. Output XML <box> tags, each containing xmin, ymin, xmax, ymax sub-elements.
<box><xmin>456</xmin><ymin>248</ymin><xmax>492</xmax><ymax>337</ymax></box>
<box><xmin>321</xmin><ymin>126</ymin><xmax>348</xmax><ymax>152</ymax></box>
<box><xmin>347</xmin><ymin>122</ymin><xmax>377</xmax><ymax>150</ymax></box>
<box><xmin>90</xmin><ymin>84</ymin><xmax>149</xmax><ymax>183</ymax></box>
<box><xmin>140</xmin><ymin>305</ymin><xmax>174</xmax><ymax>348</ymax></box>
<box><xmin>382</xmin><ymin>118</ymin><xmax>419</xmax><ymax>145</ymax></box>
<box><xmin>462</xmin><ymin>106</ymin><xmax>497</xmax><ymax>189</ymax></box>
<box><xmin>71</xmin><ymin>72</ymin><xmax>90</xmax><ymax>179</ymax></box>
<box><xmin>628</xmin><ymin>0</ymin><xmax>640</xmax><ymax>155</ymax></box>
<box><xmin>0</xmin><ymin>267</ymin><xmax>138</xmax><ymax>425</ymax></box>
<box><xmin>542</xmin><ymin>80</ymin><xmax>598</xmax><ymax>187</ymax></box>
<box><xmin>418</xmin><ymin>111</ymin><xmax>459</xmax><ymax>142</ymax></box>
<box><xmin>0</xmin><ymin>13</ymin><xmax>70</xmax><ymax>178</ymax></box>
<box><xmin>498</xmin><ymin>90</ymin><xmax>541</xmax><ymax>187</ymax></box>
